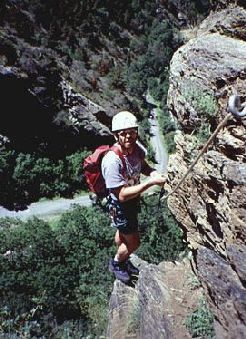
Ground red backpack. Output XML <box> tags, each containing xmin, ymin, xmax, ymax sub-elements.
<box><xmin>83</xmin><ymin>145</ymin><xmax>126</xmax><ymax>198</ymax></box>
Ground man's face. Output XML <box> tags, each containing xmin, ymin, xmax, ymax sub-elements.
<box><xmin>117</xmin><ymin>128</ymin><xmax>138</xmax><ymax>149</ymax></box>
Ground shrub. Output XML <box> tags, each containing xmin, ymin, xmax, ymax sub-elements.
<box><xmin>124</xmin><ymin>19</ymin><xmax>176</xmax><ymax>100</ymax></box>
<box><xmin>0</xmin><ymin>205</ymin><xmax>115</xmax><ymax>337</ymax></box>
<box><xmin>196</xmin><ymin>122</ymin><xmax>211</xmax><ymax>144</ymax></box>
<box><xmin>65</xmin><ymin>149</ymin><xmax>90</xmax><ymax>190</ymax></box>
<box><xmin>183</xmin><ymin>84</ymin><xmax>218</xmax><ymax>118</ymax></box>
<box><xmin>137</xmin><ymin>195</ymin><xmax>187</xmax><ymax>263</ymax></box>
<box><xmin>186</xmin><ymin>296</ymin><xmax>215</xmax><ymax>338</ymax></box>
<box><xmin>0</xmin><ymin>148</ymin><xmax>90</xmax><ymax>207</ymax></box>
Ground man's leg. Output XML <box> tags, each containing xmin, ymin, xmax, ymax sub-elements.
<box><xmin>116</xmin><ymin>230</ymin><xmax>140</xmax><ymax>262</ymax></box>
<box><xmin>109</xmin><ymin>230</ymin><xmax>140</xmax><ymax>282</ymax></box>
<box><xmin>115</xmin><ymin>230</ymin><xmax>122</xmax><ymax>248</ymax></box>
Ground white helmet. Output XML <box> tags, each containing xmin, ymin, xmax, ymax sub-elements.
<box><xmin>112</xmin><ymin>111</ymin><xmax>138</xmax><ymax>132</ymax></box>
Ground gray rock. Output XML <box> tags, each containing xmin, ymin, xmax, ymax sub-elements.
<box><xmin>166</xmin><ymin>6</ymin><xmax>246</xmax><ymax>337</ymax></box>
<box><xmin>197</xmin><ymin>247</ymin><xmax>246</xmax><ymax>339</ymax></box>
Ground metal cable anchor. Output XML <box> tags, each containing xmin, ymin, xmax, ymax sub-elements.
<box><xmin>228</xmin><ymin>94</ymin><xmax>246</xmax><ymax>118</ymax></box>
<box><xmin>160</xmin><ymin>93</ymin><xmax>246</xmax><ymax>202</ymax></box>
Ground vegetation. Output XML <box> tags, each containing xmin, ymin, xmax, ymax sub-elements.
<box><xmin>138</xmin><ymin>195</ymin><xmax>187</xmax><ymax>263</ymax></box>
<box><xmin>0</xmin><ymin>149</ymin><xmax>90</xmax><ymax>209</ymax></box>
<box><xmin>123</xmin><ymin>18</ymin><xmax>180</xmax><ymax>152</ymax></box>
<box><xmin>186</xmin><ymin>271</ymin><xmax>202</xmax><ymax>290</ymax></box>
<box><xmin>0</xmin><ymin>206</ymin><xmax>114</xmax><ymax>337</ymax></box>
<box><xmin>185</xmin><ymin>296</ymin><xmax>215</xmax><ymax>338</ymax></box>
<box><xmin>183</xmin><ymin>84</ymin><xmax>218</xmax><ymax>118</ymax></box>
<box><xmin>182</xmin><ymin>81</ymin><xmax>219</xmax><ymax>145</ymax></box>
<box><xmin>0</xmin><ymin>194</ymin><xmax>186</xmax><ymax>337</ymax></box>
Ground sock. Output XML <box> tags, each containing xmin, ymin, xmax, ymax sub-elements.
<box><xmin>114</xmin><ymin>255</ymin><xmax>119</xmax><ymax>262</ymax></box>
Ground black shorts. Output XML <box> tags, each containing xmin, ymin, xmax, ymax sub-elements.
<box><xmin>107</xmin><ymin>196</ymin><xmax>140</xmax><ymax>234</ymax></box>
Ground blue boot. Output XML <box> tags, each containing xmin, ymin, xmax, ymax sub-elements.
<box><xmin>126</xmin><ymin>259</ymin><xmax>139</xmax><ymax>275</ymax></box>
<box><xmin>109</xmin><ymin>259</ymin><xmax>130</xmax><ymax>283</ymax></box>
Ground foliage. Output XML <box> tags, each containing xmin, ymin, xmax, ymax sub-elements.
<box><xmin>0</xmin><ymin>205</ymin><xmax>115</xmax><ymax>337</ymax></box>
<box><xmin>137</xmin><ymin>195</ymin><xmax>187</xmax><ymax>263</ymax></box>
<box><xmin>196</xmin><ymin>122</ymin><xmax>211</xmax><ymax>145</ymax></box>
<box><xmin>0</xmin><ymin>148</ymin><xmax>90</xmax><ymax>208</ymax></box>
<box><xmin>186</xmin><ymin>296</ymin><xmax>215</xmax><ymax>338</ymax></box>
<box><xmin>183</xmin><ymin>82</ymin><xmax>218</xmax><ymax>145</ymax></box>
<box><xmin>186</xmin><ymin>271</ymin><xmax>201</xmax><ymax>290</ymax></box>
<box><xmin>65</xmin><ymin>150</ymin><xmax>89</xmax><ymax>189</ymax></box>
<box><xmin>184</xmin><ymin>84</ymin><xmax>218</xmax><ymax>118</ymax></box>
<box><xmin>124</xmin><ymin>19</ymin><xmax>176</xmax><ymax>99</ymax></box>
<box><xmin>0</xmin><ymin>191</ymin><xmax>187</xmax><ymax>337</ymax></box>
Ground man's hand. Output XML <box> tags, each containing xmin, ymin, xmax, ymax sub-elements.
<box><xmin>148</xmin><ymin>171</ymin><xmax>167</xmax><ymax>186</ymax></box>
<box><xmin>112</xmin><ymin>172</ymin><xmax>167</xmax><ymax>202</ymax></box>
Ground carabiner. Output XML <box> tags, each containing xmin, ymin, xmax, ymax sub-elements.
<box><xmin>228</xmin><ymin>95</ymin><xmax>246</xmax><ymax>118</ymax></box>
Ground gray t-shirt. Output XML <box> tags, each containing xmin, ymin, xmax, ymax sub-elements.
<box><xmin>101</xmin><ymin>142</ymin><xmax>146</xmax><ymax>230</ymax></box>
<box><xmin>101</xmin><ymin>143</ymin><xmax>145</xmax><ymax>192</ymax></box>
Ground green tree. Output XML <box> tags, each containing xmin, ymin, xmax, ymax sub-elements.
<box><xmin>0</xmin><ymin>150</ymin><xmax>16</xmax><ymax>206</ymax></box>
<box><xmin>66</xmin><ymin>149</ymin><xmax>90</xmax><ymax>189</ymax></box>
<box><xmin>138</xmin><ymin>196</ymin><xmax>187</xmax><ymax>262</ymax></box>
<box><xmin>0</xmin><ymin>205</ymin><xmax>115</xmax><ymax>337</ymax></box>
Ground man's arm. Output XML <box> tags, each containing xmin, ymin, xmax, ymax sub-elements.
<box><xmin>112</xmin><ymin>173</ymin><xmax>166</xmax><ymax>202</ymax></box>
<box><xmin>141</xmin><ymin>159</ymin><xmax>156</xmax><ymax>176</ymax></box>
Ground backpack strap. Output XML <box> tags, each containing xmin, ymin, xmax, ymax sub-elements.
<box><xmin>109</xmin><ymin>145</ymin><xmax>126</xmax><ymax>173</ymax></box>
<box><xmin>135</xmin><ymin>142</ymin><xmax>146</xmax><ymax>161</ymax></box>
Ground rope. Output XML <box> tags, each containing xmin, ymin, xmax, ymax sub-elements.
<box><xmin>161</xmin><ymin>112</ymin><xmax>233</xmax><ymax>201</ymax></box>
<box><xmin>149</xmin><ymin>93</ymin><xmax>245</xmax><ymax>208</ymax></box>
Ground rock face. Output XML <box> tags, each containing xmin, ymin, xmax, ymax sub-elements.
<box><xmin>107</xmin><ymin>256</ymin><xmax>201</xmax><ymax>339</ymax></box>
<box><xmin>0</xmin><ymin>0</ymin><xmax>137</xmax><ymax>153</ymax></box>
<box><xmin>166</xmin><ymin>6</ymin><xmax>246</xmax><ymax>338</ymax></box>
<box><xmin>0</xmin><ymin>39</ymin><xmax>113</xmax><ymax>153</ymax></box>
<box><xmin>107</xmin><ymin>6</ymin><xmax>245</xmax><ymax>339</ymax></box>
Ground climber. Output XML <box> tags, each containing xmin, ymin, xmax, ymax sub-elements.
<box><xmin>101</xmin><ymin>111</ymin><xmax>166</xmax><ymax>283</ymax></box>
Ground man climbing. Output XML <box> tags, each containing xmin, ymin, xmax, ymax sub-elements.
<box><xmin>101</xmin><ymin>111</ymin><xmax>166</xmax><ymax>283</ymax></box>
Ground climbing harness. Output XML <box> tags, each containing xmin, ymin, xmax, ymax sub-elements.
<box><xmin>159</xmin><ymin>93</ymin><xmax>246</xmax><ymax>202</ymax></box>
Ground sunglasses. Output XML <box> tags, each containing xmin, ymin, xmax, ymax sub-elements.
<box><xmin>118</xmin><ymin>129</ymin><xmax>138</xmax><ymax>137</ymax></box>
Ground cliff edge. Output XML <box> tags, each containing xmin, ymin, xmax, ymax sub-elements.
<box><xmin>166</xmin><ymin>6</ymin><xmax>246</xmax><ymax>338</ymax></box>
<box><xmin>107</xmin><ymin>6</ymin><xmax>246</xmax><ymax>339</ymax></box>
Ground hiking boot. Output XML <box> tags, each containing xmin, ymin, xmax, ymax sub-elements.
<box><xmin>109</xmin><ymin>259</ymin><xmax>130</xmax><ymax>283</ymax></box>
<box><xmin>126</xmin><ymin>259</ymin><xmax>139</xmax><ymax>275</ymax></box>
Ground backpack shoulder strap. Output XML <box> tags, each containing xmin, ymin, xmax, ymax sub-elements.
<box><xmin>109</xmin><ymin>145</ymin><xmax>126</xmax><ymax>172</ymax></box>
<box><xmin>135</xmin><ymin>141</ymin><xmax>146</xmax><ymax>160</ymax></box>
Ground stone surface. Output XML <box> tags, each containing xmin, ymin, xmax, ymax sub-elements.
<box><xmin>107</xmin><ymin>256</ymin><xmax>200</xmax><ymax>339</ymax></box>
<box><xmin>197</xmin><ymin>247</ymin><xmax>246</xmax><ymax>339</ymax></box>
<box><xmin>0</xmin><ymin>0</ymin><xmax>137</xmax><ymax>151</ymax></box>
<box><xmin>167</xmin><ymin>6</ymin><xmax>246</xmax><ymax>337</ymax></box>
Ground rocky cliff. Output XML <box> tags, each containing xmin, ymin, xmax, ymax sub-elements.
<box><xmin>166</xmin><ymin>5</ymin><xmax>246</xmax><ymax>338</ymax></box>
<box><xmin>1</xmin><ymin>1</ymin><xmax>245</xmax><ymax>337</ymax></box>
<box><xmin>107</xmin><ymin>5</ymin><xmax>245</xmax><ymax>339</ymax></box>
<box><xmin>0</xmin><ymin>0</ymin><xmax>139</xmax><ymax>153</ymax></box>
